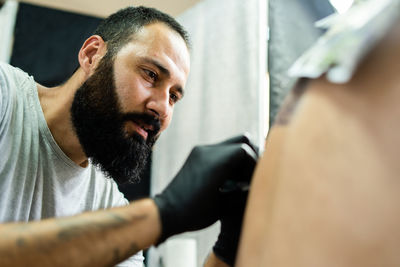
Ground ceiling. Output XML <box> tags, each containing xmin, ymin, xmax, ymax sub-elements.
<box><xmin>18</xmin><ymin>0</ymin><xmax>204</xmax><ymax>18</ymax></box>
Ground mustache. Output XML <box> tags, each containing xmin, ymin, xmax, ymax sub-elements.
<box><xmin>121</xmin><ymin>112</ymin><xmax>161</xmax><ymax>137</ymax></box>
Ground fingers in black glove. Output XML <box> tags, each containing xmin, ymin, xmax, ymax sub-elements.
<box><xmin>218</xmin><ymin>132</ymin><xmax>259</xmax><ymax>157</ymax></box>
<box><xmin>153</xmin><ymin>134</ymin><xmax>258</xmax><ymax>244</ymax></box>
<box><xmin>211</xmin><ymin>134</ymin><xmax>259</xmax><ymax>266</ymax></box>
<box><xmin>213</xmin><ymin>185</ymin><xmax>249</xmax><ymax>266</ymax></box>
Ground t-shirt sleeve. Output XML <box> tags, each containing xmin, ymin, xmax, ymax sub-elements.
<box><xmin>115</xmin><ymin>251</ymin><xmax>145</xmax><ymax>267</ymax></box>
<box><xmin>0</xmin><ymin>62</ymin><xmax>29</xmax><ymax>131</ymax></box>
<box><xmin>0</xmin><ymin>66</ymin><xmax>3</xmax><ymax>119</ymax></box>
<box><xmin>0</xmin><ymin>62</ymin><xmax>11</xmax><ymax>126</ymax></box>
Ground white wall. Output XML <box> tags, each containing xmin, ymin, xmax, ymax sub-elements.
<box><xmin>0</xmin><ymin>0</ymin><xmax>18</xmax><ymax>63</ymax></box>
<box><xmin>17</xmin><ymin>0</ymin><xmax>202</xmax><ymax>17</ymax></box>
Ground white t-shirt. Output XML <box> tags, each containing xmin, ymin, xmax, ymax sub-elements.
<box><xmin>0</xmin><ymin>62</ymin><xmax>143</xmax><ymax>266</ymax></box>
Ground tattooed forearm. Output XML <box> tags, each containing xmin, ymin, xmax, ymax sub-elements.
<box><xmin>57</xmin><ymin>212</ymin><xmax>129</xmax><ymax>241</ymax></box>
<box><xmin>16</xmin><ymin>238</ymin><xmax>26</xmax><ymax>248</ymax></box>
<box><xmin>109</xmin><ymin>242</ymin><xmax>140</xmax><ymax>265</ymax></box>
<box><xmin>56</xmin><ymin>212</ymin><xmax>145</xmax><ymax>265</ymax></box>
<box><xmin>0</xmin><ymin>199</ymin><xmax>159</xmax><ymax>267</ymax></box>
<box><xmin>273</xmin><ymin>78</ymin><xmax>309</xmax><ymax>126</ymax></box>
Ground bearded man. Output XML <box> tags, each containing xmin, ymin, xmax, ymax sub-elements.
<box><xmin>0</xmin><ymin>6</ymin><xmax>257</xmax><ymax>267</ymax></box>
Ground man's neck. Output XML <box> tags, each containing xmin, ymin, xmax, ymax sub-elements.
<box><xmin>37</xmin><ymin>68</ymin><xmax>89</xmax><ymax>167</ymax></box>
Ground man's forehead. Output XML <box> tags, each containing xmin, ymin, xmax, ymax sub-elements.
<box><xmin>134</xmin><ymin>25</ymin><xmax>189</xmax><ymax>74</ymax></box>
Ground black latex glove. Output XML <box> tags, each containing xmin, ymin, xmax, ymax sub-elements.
<box><xmin>212</xmin><ymin>138</ymin><xmax>259</xmax><ymax>266</ymax></box>
<box><xmin>153</xmin><ymin>134</ymin><xmax>258</xmax><ymax>244</ymax></box>
<box><xmin>212</xmin><ymin>181</ymin><xmax>251</xmax><ymax>266</ymax></box>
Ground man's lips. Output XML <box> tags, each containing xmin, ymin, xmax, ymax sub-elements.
<box><xmin>125</xmin><ymin>120</ymin><xmax>149</xmax><ymax>140</ymax></box>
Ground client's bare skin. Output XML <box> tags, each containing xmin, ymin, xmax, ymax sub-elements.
<box><xmin>236</xmin><ymin>20</ymin><xmax>400</xmax><ymax>267</ymax></box>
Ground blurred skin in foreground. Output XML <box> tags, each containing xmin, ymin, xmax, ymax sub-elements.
<box><xmin>236</xmin><ymin>19</ymin><xmax>400</xmax><ymax>267</ymax></box>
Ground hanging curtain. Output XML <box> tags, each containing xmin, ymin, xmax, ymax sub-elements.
<box><xmin>268</xmin><ymin>0</ymin><xmax>335</xmax><ymax>124</ymax></box>
<box><xmin>10</xmin><ymin>3</ymin><xmax>101</xmax><ymax>87</ymax></box>
<box><xmin>149</xmin><ymin>0</ymin><xmax>268</xmax><ymax>266</ymax></box>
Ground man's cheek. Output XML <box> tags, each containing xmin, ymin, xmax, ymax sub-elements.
<box><xmin>161</xmin><ymin>115</ymin><xmax>173</xmax><ymax>132</ymax></box>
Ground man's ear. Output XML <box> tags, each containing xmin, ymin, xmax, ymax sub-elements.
<box><xmin>78</xmin><ymin>35</ymin><xmax>107</xmax><ymax>76</ymax></box>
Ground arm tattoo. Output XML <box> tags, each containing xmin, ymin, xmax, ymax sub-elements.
<box><xmin>0</xmin><ymin>211</ymin><xmax>146</xmax><ymax>265</ymax></box>
<box><xmin>56</xmin><ymin>212</ymin><xmax>145</xmax><ymax>264</ymax></box>
<box><xmin>57</xmin><ymin>212</ymin><xmax>128</xmax><ymax>241</ymax></box>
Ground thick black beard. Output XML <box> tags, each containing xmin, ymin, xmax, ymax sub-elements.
<box><xmin>70</xmin><ymin>55</ymin><xmax>160</xmax><ymax>184</ymax></box>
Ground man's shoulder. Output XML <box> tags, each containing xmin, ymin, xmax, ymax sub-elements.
<box><xmin>0</xmin><ymin>62</ymin><xmax>35</xmax><ymax>129</ymax></box>
<box><xmin>0</xmin><ymin>62</ymin><xmax>30</xmax><ymax>82</ymax></box>
<box><xmin>0</xmin><ymin>62</ymin><xmax>33</xmax><ymax>100</ymax></box>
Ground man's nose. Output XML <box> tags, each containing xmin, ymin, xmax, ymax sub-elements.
<box><xmin>146</xmin><ymin>87</ymin><xmax>170</xmax><ymax>120</ymax></box>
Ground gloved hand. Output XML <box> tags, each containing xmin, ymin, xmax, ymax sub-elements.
<box><xmin>153</xmin><ymin>134</ymin><xmax>258</xmax><ymax>244</ymax></box>
<box><xmin>212</xmin><ymin>180</ymin><xmax>251</xmax><ymax>266</ymax></box>
<box><xmin>212</xmin><ymin>137</ymin><xmax>259</xmax><ymax>266</ymax></box>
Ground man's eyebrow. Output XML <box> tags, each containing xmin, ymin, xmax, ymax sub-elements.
<box><xmin>142</xmin><ymin>57</ymin><xmax>185</xmax><ymax>97</ymax></box>
<box><xmin>176</xmin><ymin>87</ymin><xmax>185</xmax><ymax>98</ymax></box>
<box><xmin>142</xmin><ymin>57</ymin><xmax>170</xmax><ymax>77</ymax></box>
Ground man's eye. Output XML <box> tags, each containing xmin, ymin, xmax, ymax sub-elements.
<box><xmin>144</xmin><ymin>69</ymin><xmax>157</xmax><ymax>81</ymax></box>
<box><xmin>170</xmin><ymin>93</ymin><xmax>179</xmax><ymax>104</ymax></box>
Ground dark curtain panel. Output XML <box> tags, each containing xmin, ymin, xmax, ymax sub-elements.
<box><xmin>10</xmin><ymin>3</ymin><xmax>101</xmax><ymax>86</ymax></box>
<box><xmin>10</xmin><ymin>3</ymin><xmax>150</xmax><ymax>201</ymax></box>
<box><xmin>268</xmin><ymin>0</ymin><xmax>335</xmax><ymax>125</ymax></box>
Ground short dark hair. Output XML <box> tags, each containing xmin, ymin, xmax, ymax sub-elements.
<box><xmin>94</xmin><ymin>6</ymin><xmax>190</xmax><ymax>57</ymax></box>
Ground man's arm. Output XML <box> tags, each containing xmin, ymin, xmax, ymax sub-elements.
<box><xmin>0</xmin><ymin>199</ymin><xmax>237</xmax><ymax>267</ymax></box>
<box><xmin>0</xmin><ymin>199</ymin><xmax>160</xmax><ymax>267</ymax></box>
<box><xmin>0</xmin><ymin>135</ymin><xmax>257</xmax><ymax>267</ymax></box>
